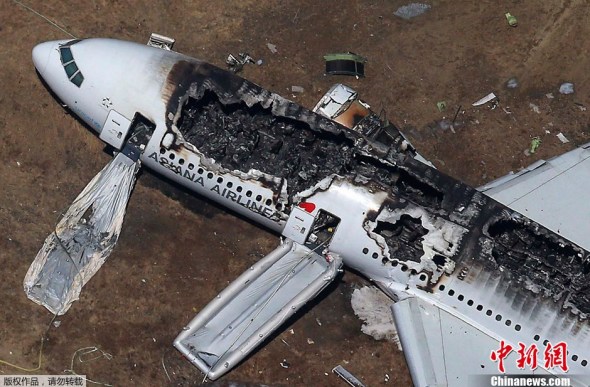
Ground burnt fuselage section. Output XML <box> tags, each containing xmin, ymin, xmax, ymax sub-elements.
<box><xmin>154</xmin><ymin>57</ymin><xmax>590</xmax><ymax>319</ymax></box>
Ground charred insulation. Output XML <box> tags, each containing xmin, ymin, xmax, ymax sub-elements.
<box><xmin>375</xmin><ymin>214</ymin><xmax>428</xmax><ymax>263</ymax></box>
<box><xmin>177</xmin><ymin>91</ymin><xmax>356</xmax><ymax>196</ymax></box>
<box><xmin>487</xmin><ymin>217</ymin><xmax>590</xmax><ymax>313</ymax></box>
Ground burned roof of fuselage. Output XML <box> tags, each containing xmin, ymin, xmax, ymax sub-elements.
<box><xmin>159</xmin><ymin>56</ymin><xmax>590</xmax><ymax>317</ymax></box>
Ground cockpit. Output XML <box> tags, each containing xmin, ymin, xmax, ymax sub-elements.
<box><xmin>58</xmin><ymin>39</ymin><xmax>84</xmax><ymax>87</ymax></box>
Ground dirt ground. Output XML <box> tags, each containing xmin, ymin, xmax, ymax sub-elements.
<box><xmin>1</xmin><ymin>1</ymin><xmax>589</xmax><ymax>386</ymax></box>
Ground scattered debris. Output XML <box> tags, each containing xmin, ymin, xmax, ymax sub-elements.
<box><xmin>291</xmin><ymin>85</ymin><xmax>305</xmax><ymax>93</ymax></box>
<box><xmin>529</xmin><ymin>103</ymin><xmax>541</xmax><ymax>114</ymax></box>
<box><xmin>559</xmin><ymin>82</ymin><xmax>575</xmax><ymax>95</ymax></box>
<box><xmin>324</xmin><ymin>53</ymin><xmax>366</xmax><ymax>77</ymax></box>
<box><xmin>350</xmin><ymin>286</ymin><xmax>402</xmax><ymax>351</ymax></box>
<box><xmin>266</xmin><ymin>43</ymin><xmax>278</xmax><ymax>54</ymax></box>
<box><xmin>394</xmin><ymin>3</ymin><xmax>431</xmax><ymax>20</ymax></box>
<box><xmin>546</xmin><ymin>93</ymin><xmax>554</xmax><ymax>99</ymax></box>
<box><xmin>530</xmin><ymin>136</ymin><xmax>542</xmax><ymax>154</ymax></box>
<box><xmin>280</xmin><ymin>359</ymin><xmax>290</xmax><ymax>369</ymax></box>
<box><xmin>575</xmin><ymin>102</ymin><xmax>587</xmax><ymax>111</ymax></box>
<box><xmin>146</xmin><ymin>33</ymin><xmax>175</xmax><ymax>50</ymax></box>
<box><xmin>451</xmin><ymin>105</ymin><xmax>462</xmax><ymax>126</ymax></box>
<box><xmin>436</xmin><ymin>101</ymin><xmax>446</xmax><ymax>112</ymax></box>
<box><xmin>226</xmin><ymin>53</ymin><xmax>255</xmax><ymax>74</ymax></box>
<box><xmin>332</xmin><ymin>365</ymin><xmax>366</xmax><ymax>387</ymax></box>
<box><xmin>307</xmin><ymin>338</ymin><xmax>315</xmax><ymax>345</ymax></box>
<box><xmin>505</xmin><ymin>12</ymin><xmax>517</xmax><ymax>27</ymax></box>
<box><xmin>472</xmin><ymin>92</ymin><xmax>498</xmax><ymax>107</ymax></box>
<box><xmin>557</xmin><ymin>132</ymin><xmax>570</xmax><ymax>144</ymax></box>
<box><xmin>506</xmin><ymin>78</ymin><xmax>519</xmax><ymax>89</ymax></box>
<box><xmin>65</xmin><ymin>346</ymin><xmax>113</xmax><ymax>387</ymax></box>
<box><xmin>385</xmin><ymin>373</ymin><xmax>390</xmax><ymax>382</ymax></box>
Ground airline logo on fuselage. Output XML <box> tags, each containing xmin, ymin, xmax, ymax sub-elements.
<box><xmin>148</xmin><ymin>152</ymin><xmax>275</xmax><ymax>219</ymax></box>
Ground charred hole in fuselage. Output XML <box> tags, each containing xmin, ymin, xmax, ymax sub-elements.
<box><xmin>375</xmin><ymin>214</ymin><xmax>428</xmax><ymax>263</ymax></box>
<box><xmin>176</xmin><ymin>90</ymin><xmax>355</xmax><ymax>196</ymax></box>
<box><xmin>486</xmin><ymin>217</ymin><xmax>590</xmax><ymax>311</ymax></box>
<box><xmin>487</xmin><ymin>218</ymin><xmax>579</xmax><ymax>269</ymax></box>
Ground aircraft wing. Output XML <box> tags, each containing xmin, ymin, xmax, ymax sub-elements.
<box><xmin>391</xmin><ymin>296</ymin><xmax>556</xmax><ymax>387</ymax></box>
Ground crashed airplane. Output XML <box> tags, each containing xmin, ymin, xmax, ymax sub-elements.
<box><xmin>29</xmin><ymin>37</ymin><xmax>589</xmax><ymax>385</ymax></box>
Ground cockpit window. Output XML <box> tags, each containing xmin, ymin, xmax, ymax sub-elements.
<box><xmin>64</xmin><ymin>62</ymin><xmax>78</xmax><ymax>78</ymax></box>
<box><xmin>70</xmin><ymin>72</ymin><xmax>84</xmax><ymax>87</ymax></box>
<box><xmin>60</xmin><ymin>47</ymin><xmax>73</xmax><ymax>64</ymax></box>
<box><xmin>58</xmin><ymin>39</ymin><xmax>84</xmax><ymax>87</ymax></box>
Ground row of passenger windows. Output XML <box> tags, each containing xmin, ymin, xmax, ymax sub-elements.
<box><xmin>59</xmin><ymin>40</ymin><xmax>84</xmax><ymax>87</ymax></box>
<box><xmin>438</xmin><ymin>284</ymin><xmax>588</xmax><ymax>367</ymax></box>
<box><xmin>160</xmin><ymin>148</ymin><xmax>275</xmax><ymax>208</ymax></box>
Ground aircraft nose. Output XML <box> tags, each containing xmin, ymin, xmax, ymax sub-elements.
<box><xmin>32</xmin><ymin>41</ymin><xmax>55</xmax><ymax>75</ymax></box>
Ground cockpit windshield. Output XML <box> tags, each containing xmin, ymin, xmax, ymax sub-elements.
<box><xmin>58</xmin><ymin>39</ymin><xmax>84</xmax><ymax>87</ymax></box>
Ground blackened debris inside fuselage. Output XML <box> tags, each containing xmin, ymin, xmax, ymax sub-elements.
<box><xmin>177</xmin><ymin>91</ymin><xmax>355</xmax><ymax>196</ymax></box>
<box><xmin>486</xmin><ymin>217</ymin><xmax>590</xmax><ymax>311</ymax></box>
<box><xmin>374</xmin><ymin>214</ymin><xmax>428</xmax><ymax>263</ymax></box>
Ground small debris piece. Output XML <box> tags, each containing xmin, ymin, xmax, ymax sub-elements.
<box><xmin>53</xmin><ymin>320</ymin><xmax>61</xmax><ymax>328</ymax></box>
<box><xmin>436</xmin><ymin>101</ymin><xmax>447</xmax><ymax>112</ymax></box>
<box><xmin>324</xmin><ymin>53</ymin><xmax>367</xmax><ymax>77</ymax></box>
<box><xmin>280</xmin><ymin>359</ymin><xmax>290</xmax><ymax>369</ymax></box>
<box><xmin>307</xmin><ymin>338</ymin><xmax>315</xmax><ymax>344</ymax></box>
<box><xmin>557</xmin><ymin>132</ymin><xmax>570</xmax><ymax>144</ymax></box>
<box><xmin>289</xmin><ymin>328</ymin><xmax>295</xmax><ymax>335</ymax></box>
<box><xmin>385</xmin><ymin>373</ymin><xmax>390</xmax><ymax>382</ymax></box>
<box><xmin>505</xmin><ymin>12</ymin><xmax>518</xmax><ymax>27</ymax></box>
<box><xmin>316</xmin><ymin>318</ymin><xmax>322</xmax><ymax>326</ymax></box>
<box><xmin>506</xmin><ymin>78</ymin><xmax>519</xmax><ymax>89</ymax></box>
<box><xmin>256</xmin><ymin>59</ymin><xmax>263</xmax><ymax>66</ymax></box>
<box><xmin>226</xmin><ymin>53</ymin><xmax>255</xmax><ymax>74</ymax></box>
<box><xmin>291</xmin><ymin>85</ymin><xmax>305</xmax><ymax>93</ymax></box>
<box><xmin>267</xmin><ymin>43</ymin><xmax>278</xmax><ymax>54</ymax></box>
<box><xmin>530</xmin><ymin>136</ymin><xmax>542</xmax><ymax>154</ymax></box>
<box><xmin>529</xmin><ymin>103</ymin><xmax>541</xmax><ymax>114</ymax></box>
<box><xmin>472</xmin><ymin>92</ymin><xmax>498</xmax><ymax>107</ymax></box>
<box><xmin>147</xmin><ymin>33</ymin><xmax>175</xmax><ymax>50</ymax></box>
<box><xmin>332</xmin><ymin>365</ymin><xmax>366</xmax><ymax>387</ymax></box>
<box><xmin>546</xmin><ymin>93</ymin><xmax>554</xmax><ymax>99</ymax></box>
<box><xmin>559</xmin><ymin>82</ymin><xmax>574</xmax><ymax>95</ymax></box>
<box><xmin>394</xmin><ymin>3</ymin><xmax>431</xmax><ymax>20</ymax></box>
